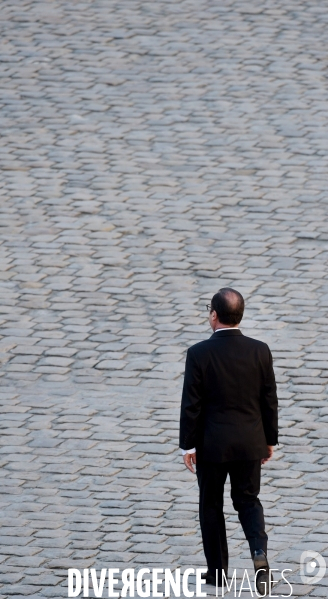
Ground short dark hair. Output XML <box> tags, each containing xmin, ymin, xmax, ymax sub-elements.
<box><xmin>211</xmin><ymin>288</ymin><xmax>244</xmax><ymax>325</ymax></box>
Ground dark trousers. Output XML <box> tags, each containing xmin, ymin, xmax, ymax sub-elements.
<box><xmin>196</xmin><ymin>459</ymin><xmax>267</xmax><ymax>576</ymax></box>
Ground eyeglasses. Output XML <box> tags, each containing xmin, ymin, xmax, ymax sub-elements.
<box><xmin>206</xmin><ymin>304</ymin><xmax>212</xmax><ymax>312</ymax></box>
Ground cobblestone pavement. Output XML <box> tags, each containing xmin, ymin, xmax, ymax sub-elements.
<box><xmin>1</xmin><ymin>0</ymin><xmax>328</xmax><ymax>597</ymax></box>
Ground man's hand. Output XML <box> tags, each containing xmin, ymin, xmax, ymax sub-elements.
<box><xmin>261</xmin><ymin>445</ymin><xmax>274</xmax><ymax>465</ymax></box>
<box><xmin>183</xmin><ymin>452</ymin><xmax>196</xmax><ymax>473</ymax></box>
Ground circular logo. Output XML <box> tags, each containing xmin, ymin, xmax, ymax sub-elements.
<box><xmin>300</xmin><ymin>551</ymin><xmax>326</xmax><ymax>584</ymax></box>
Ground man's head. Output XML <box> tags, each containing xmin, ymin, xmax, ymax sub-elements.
<box><xmin>208</xmin><ymin>288</ymin><xmax>244</xmax><ymax>330</ymax></box>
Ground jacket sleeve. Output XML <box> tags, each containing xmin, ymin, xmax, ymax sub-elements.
<box><xmin>179</xmin><ymin>348</ymin><xmax>203</xmax><ymax>450</ymax></box>
<box><xmin>261</xmin><ymin>346</ymin><xmax>279</xmax><ymax>445</ymax></box>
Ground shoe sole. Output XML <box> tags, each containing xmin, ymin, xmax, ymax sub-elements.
<box><xmin>253</xmin><ymin>554</ymin><xmax>270</xmax><ymax>597</ymax></box>
<box><xmin>255</xmin><ymin>570</ymin><xmax>272</xmax><ymax>598</ymax></box>
<box><xmin>253</xmin><ymin>553</ymin><xmax>269</xmax><ymax>570</ymax></box>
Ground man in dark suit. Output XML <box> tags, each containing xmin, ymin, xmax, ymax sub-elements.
<box><xmin>179</xmin><ymin>288</ymin><xmax>278</xmax><ymax>596</ymax></box>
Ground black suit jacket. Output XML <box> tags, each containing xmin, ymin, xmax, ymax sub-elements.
<box><xmin>179</xmin><ymin>329</ymin><xmax>278</xmax><ymax>462</ymax></box>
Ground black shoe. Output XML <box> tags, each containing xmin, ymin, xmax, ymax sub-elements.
<box><xmin>204</xmin><ymin>574</ymin><xmax>216</xmax><ymax>586</ymax></box>
<box><xmin>202</xmin><ymin>571</ymin><xmax>224</xmax><ymax>587</ymax></box>
<box><xmin>252</xmin><ymin>550</ymin><xmax>271</xmax><ymax>597</ymax></box>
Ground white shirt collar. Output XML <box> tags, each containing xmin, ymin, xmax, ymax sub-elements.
<box><xmin>214</xmin><ymin>327</ymin><xmax>239</xmax><ymax>333</ymax></box>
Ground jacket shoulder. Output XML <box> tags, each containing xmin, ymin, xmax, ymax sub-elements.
<box><xmin>188</xmin><ymin>334</ymin><xmax>271</xmax><ymax>353</ymax></box>
<box><xmin>187</xmin><ymin>338</ymin><xmax>213</xmax><ymax>355</ymax></box>
<box><xmin>240</xmin><ymin>334</ymin><xmax>271</xmax><ymax>353</ymax></box>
